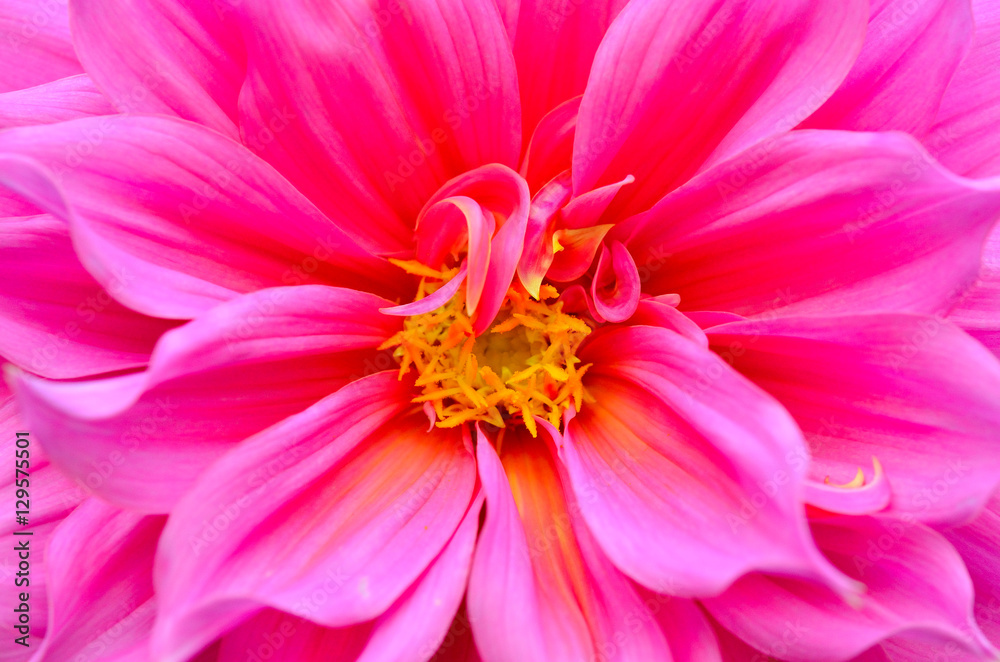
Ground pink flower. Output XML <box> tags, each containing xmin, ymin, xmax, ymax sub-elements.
<box><xmin>3</xmin><ymin>0</ymin><xmax>1000</xmax><ymax>661</ymax></box>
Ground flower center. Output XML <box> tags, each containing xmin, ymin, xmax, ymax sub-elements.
<box><xmin>381</xmin><ymin>262</ymin><xmax>593</xmax><ymax>436</ymax></box>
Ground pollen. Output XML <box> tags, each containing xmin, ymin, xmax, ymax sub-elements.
<box><xmin>380</xmin><ymin>264</ymin><xmax>593</xmax><ymax>436</ymax></box>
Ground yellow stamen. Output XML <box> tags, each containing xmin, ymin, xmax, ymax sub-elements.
<box><xmin>383</xmin><ymin>269</ymin><xmax>592</xmax><ymax>436</ymax></box>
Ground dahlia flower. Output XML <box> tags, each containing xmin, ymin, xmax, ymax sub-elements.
<box><xmin>2</xmin><ymin>0</ymin><xmax>1000</xmax><ymax>660</ymax></box>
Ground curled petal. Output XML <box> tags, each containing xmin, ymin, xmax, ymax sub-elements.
<box><xmin>591</xmin><ymin>241</ymin><xmax>640</xmax><ymax>323</ymax></box>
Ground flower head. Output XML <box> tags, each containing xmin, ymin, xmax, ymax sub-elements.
<box><xmin>3</xmin><ymin>0</ymin><xmax>1000</xmax><ymax>661</ymax></box>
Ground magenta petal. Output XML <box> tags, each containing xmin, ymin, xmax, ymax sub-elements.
<box><xmin>629</xmin><ymin>130</ymin><xmax>1000</xmax><ymax>317</ymax></box>
<box><xmin>13</xmin><ymin>285</ymin><xmax>400</xmax><ymax>512</ymax></box>
<box><xmin>949</xmin><ymin>222</ymin><xmax>1000</xmax><ymax>357</ymax></box>
<box><xmin>509</xmin><ymin>0</ymin><xmax>627</xmax><ymax>146</ymax></box>
<box><xmin>565</xmin><ymin>325</ymin><xmax>853</xmax><ymax>598</ymax></box>
<box><xmin>924</xmin><ymin>0</ymin><xmax>1000</xmax><ymax>178</ymax></box>
<box><xmin>214</xmin><ymin>492</ymin><xmax>483</xmax><ymax>662</ymax></box>
<box><xmin>32</xmin><ymin>499</ymin><xmax>164</xmax><ymax>662</ymax></box>
<box><xmin>0</xmin><ymin>214</ymin><xmax>174</xmax><ymax>379</ymax></box>
<box><xmin>234</xmin><ymin>0</ymin><xmax>520</xmax><ymax>254</ymax></box>
<box><xmin>0</xmin><ymin>0</ymin><xmax>82</xmax><ymax>92</ymax></box>
<box><xmin>382</xmin><ymin>263</ymin><xmax>469</xmax><ymax>317</ymax></box>
<box><xmin>590</xmin><ymin>240</ymin><xmax>640</xmax><ymax>323</ymax></box>
<box><xmin>152</xmin><ymin>372</ymin><xmax>476</xmax><ymax>661</ymax></box>
<box><xmin>467</xmin><ymin>427</ymin><xmax>676</xmax><ymax>661</ymax></box>
<box><xmin>416</xmin><ymin>197</ymin><xmax>495</xmax><ymax>314</ymax></box>
<box><xmin>71</xmin><ymin>0</ymin><xmax>245</xmax><ymax>138</ymax></box>
<box><xmin>943</xmin><ymin>493</ymin><xmax>1000</xmax><ymax>647</ymax></box>
<box><xmin>521</xmin><ymin>98</ymin><xmax>580</xmax><ymax>192</ymax></box>
<box><xmin>0</xmin><ymin>383</ymin><xmax>83</xmax><ymax>659</ymax></box>
<box><xmin>803</xmin><ymin>465</ymin><xmax>892</xmax><ymax>517</ymax></box>
<box><xmin>0</xmin><ymin>75</ymin><xmax>113</xmax><ymax>130</ymax></box>
<box><xmin>630</xmin><ymin>297</ymin><xmax>709</xmax><ymax>347</ymax></box>
<box><xmin>704</xmin><ymin>515</ymin><xmax>998</xmax><ymax>661</ymax></box>
<box><xmin>707</xmin><ymin>313</ymin><xmax>1000</xmax><ymax>525</ymax></box>
<box><xmin>573</xmin><ymin>0</ymin><xmax>867</xmax><ymax>219</ymax></box>
<box><xmin>803</xmin><ymin>0</ymin><xmax>973</xmax><ymax>133</ymax></box>
<box><xmin>416</xmin><ymin>164</ymin><xmax>530</xmax><ymax>333</ymax></box>
<box><xmin>0</xmin><ymin>116</ymin><xmax>400</xmax><ymax>318</ymax></box>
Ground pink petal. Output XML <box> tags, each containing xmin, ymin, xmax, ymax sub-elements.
<box><xmin>70</xmin><ymin>0</ymin><xmax>245</xmax><ymax>139</ymax></box>
<box><xmin>707</xmin><ymin>313</ymin><xmax>1000</xmax><ymax>525</ymax></box>
<box><xmin>517</xmin><ymin>171</ymin><xmax>573</xmax><ymax>298</ymax></box>
<box><xmin>521</xmin><ymin>97</ymin><xmax>579</xmax><ymax>192</ymax></box>
<box><xmin>703</xmin><ymin>515</ymin><xmax>997</xmax><ymax>661</ymax></box>
<box><xmin>382</xmin><ymin>263</ymin><xmax>469</xmax><ymax>317</ymax></box>
<box><xmin>802</xmin><ymin>0</ymin><xmax>973</xmax><ymax>133</ymax></box>
<box><xmin>0</xmin><ymin>0</ymin><xmax>82</xmax><ymax>92</ymax></box>
<box><xmin>590</xmin><ymin>240</ymin><xmax>640</xmax><ymax>323</ymax></box>
<box><xmin>234</xmin><ymin>0</ymin><xmax>520</xmax><ymax>255</ymax></box>
<box><xmin>560</xmin><ymin>175</ymin><xmax>634</xmax><ymax>230</ymax></box>
<box><xmin>153</xmin><ymin>372</ymin><xmax>476</xmax><ymax>661</ymax></box>
<box><xmin>0</xmin><ymin>74</ymin><xmax>113</xmax><ymax>130</ymax></box>
<box><xmin>648</xmin><ymin>597</ymin><xmax>722</xmax><ymax>662</ymax></box>
<box><xmin>416</xmin><ymin>197</ymin><xmax>494</xmax><ymax>315</ymax></box>
<box><xmin>563</xmin><ymin>325</ymin><xmax>854</xmax><ymax>598</ymax></box>
<box><xmin>32</xmin><ymin>499</ymin><xmax>164</xmax><ymax>662</ymax></box>
<box><xmin>467</xmin><ymin>426</ymin><xmax>675</xmax><ymax>661</ymax></box>
<box><xmin>942</xmin><ymin>493</ymin><xmax>1000</xmax><ymax>647</ymax></box>
<box><xmin>630</xmin><ymin>297</ymin><xmax>709</xmax><ymax>347</ymax></box>
<box><xmin>0</xmin><ymin>214</ymin><xmax>174</xmax><ymax>379</ymax></box>
<box><xmin>213</xmin><ymin>491</ymin><xmax>483</xmax><ymax>662</ymax></box>
<box><xmin>573</xmin><ymin>0</ymin><xmax>868</xmax><ymax>219</ymax></box>
<box><xmin>12</xmin><ymin>285</ymin><xmax>400</xmax><ymax>512</ymax></box>
<box><xmin>628</xmin><ymin>130</ymin><xmax>1000</xmax><ymax>317</ymax></box>
<box><xmin>948</xmin><ymin>221</ymin><xmax>1000</xmax><ymax>357</ymax></box>
<box><xmin>546</xmin><ymin>223</ymin><xmax>614</xmax><ymax>283</ymax></box>
<box><xmin>0</xmin><ymin>382</ymin><xmax>83</xmax><ymax>660</ymax></box>
<box><xmin>415</xmin><ymin>164</ymin><xmax>531</xmax><ymax>334</ymax></box>
<box><xmin>508</xmin><ymin>0</ymin><xmax>628</xmax><ymax>148</ymax></box>
<box><xmin>923</xmin><ymin>0</ymin><xmax>1000</xmax><ymax>178</ymax></box>
<box><xmin>0</xmin><ymin>116</ymin><xmax>401</xmax><ymax>319</ymax></box>
<box><xmin>803</xmin><ymin>461</ymin><xmax>892</xmax><ymax>517</ymax></box>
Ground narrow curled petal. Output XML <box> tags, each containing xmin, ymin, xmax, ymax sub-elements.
<box><xmin>923</xmin><ymin>0</ymin><xmax>1000</xmax><ymax>178</ymax></box>
<box><xmin>70</xmin><ymin>0</ymin><xmax>246</xmax><ymax>138</ymax></box>
<box><xmin>153</xmin><ymin>372</ymin><xmax>476</xmax><ymax>661</ymax></box>
<box><xmin>573</xmin><ymin>0</ymin><xmax>867</xmax><ymax>219</ymax></box>
<box><xmin>234</xmin><ymin>0</ymin><xmax>521</xmax><ymax>254</ymax></box>
<box><xmin>564</xmin><ymin>325</ymin><xmax>852</xmax><ymax>597</ymax></box>
<box><xmin>629</xmin><ymin>131</ymin><xmax>1000</xmax><ymax>317</ymax></box>
<box><xmin>416</xmin><ymin>197</ymin><xmax>494</xmax><ymax>315</ymax></box>
<box><xmin>590</xmin><ymin>240</ymin><xmax>640</xmax><ymax>323</ymax></box>
<box><xmin>13</xmin><ymin>286</ymin><xmax>400</xmax><ymax>512</ymax></box>
<box><xmin>0</xmin><ymin>116</ymin><xmax>401</xmax><ymax>319</ymax></box>
<box><xmin>704</xmin><ymin>515</ymin><xmax>997</xmax><ymax>661</ymax></box>
<box><xmin>707</xmin><ymin>314</ymin><xmax>1000</xmax><ymax>524</ymax></box>
<box><xmin>0</xmin><ymin>75</ymin><xmax>113</xmax><ymax>130</ymax></box>
<box><xmin>0</xmin><ymin>0</ymin><xmax>82</xmax><ymax>92</ymax></box>
<box><xmin>802</xmin><ymin>0</ymin><xmax>973</xmax><ymax>133</ymax></box>
<box><xmin>33</xmin><ymin>500</ymin><xmax>165</xmax><ymax>662</ymax></box>
<box><xmin>803</xmin><ymin>462</ymin><xmax>892</xmax><ymax>517</ymax></box>
<box><xmin>416</xmin><ymin>164</ymin><xmax>531</xmax><ymax>333</ymax></box>
<box><xmin>467</xmin><ymin>427</ymin><xmax>675</xmax><ymax>661</ymax></box>
<box><xmin>0</xmin><ymin>214</ymin><xmax>173</xmax><ymax>379</ymax></box>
